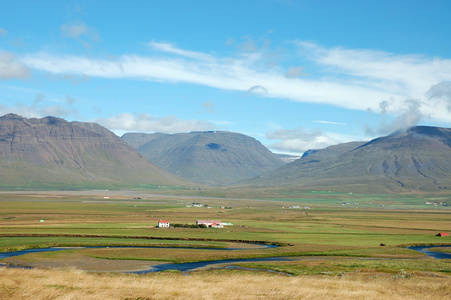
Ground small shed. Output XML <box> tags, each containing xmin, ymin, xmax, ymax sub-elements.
<box><xmin>158</xmin><ymin>220</ymin><xmax>170</xmax><ymax>228</ymax></box>
<box><xmin>436</xmin><ymin>232</ymin><xmax>450</xmax><ymax>237</ymax></box>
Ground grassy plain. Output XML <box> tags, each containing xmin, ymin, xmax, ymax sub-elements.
<box><xmin>1</xmin><ymin>267</ymin><xmax>450</xmax><ymax>300</ymax></box>
<box><xmin>0</xmin><ymin>190</ymin><xmax>450</xmax><ymax>298</ymax></box>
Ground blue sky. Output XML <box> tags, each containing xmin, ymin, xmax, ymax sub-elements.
<box><xmin>1</xmin><ymin>0</ymin><xmax>451</xmax><ymax>154</ymax></box>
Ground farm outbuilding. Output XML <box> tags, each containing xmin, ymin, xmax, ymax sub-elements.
<box><xmin>436</xmin><ymin>232</ymin><xmax>449</xmax><ymax>237</ymax></box>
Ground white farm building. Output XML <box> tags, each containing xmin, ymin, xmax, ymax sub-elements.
<box><xmin>158</xmin><ymin>220</ymin><xmax>170</xmax><ymax>228</ymax></box>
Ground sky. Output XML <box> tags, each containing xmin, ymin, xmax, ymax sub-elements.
<box><xmin>1</xmin><ymin>0</ymin><xmax>451</xmax><ymax>155</ymax></box>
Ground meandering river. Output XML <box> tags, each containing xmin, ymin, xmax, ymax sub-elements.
<box><xmin>1</xmin><ymin>245</ymin><xmax>449</xmax><ymax>273</ymax></box>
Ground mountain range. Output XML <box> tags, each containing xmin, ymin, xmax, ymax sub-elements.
<box><xmin>243</xmin><ymin>126</ymin><xmax>451</xmax><ymax>193</ymax></box>
<box><xmin>1</xmin><ymin>113</ymin><xmax>450</xmax><ymax>193</ymax></box>
<box><xmin>0</xmin><ymin>114</ymin><xmax>186</xmax><ymax>189</ymax></box>
<box><xmin>122</xmin><ymin>131</ymin><xmax>285</xmax><ymax>186</ymax></box>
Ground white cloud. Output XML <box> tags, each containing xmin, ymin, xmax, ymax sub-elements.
<box><xmin>240</xmin><ymin>39</ymin><xmax>258</xmax><ymax>52</ymax></box>
<box><xmin>0</xmin><ymin>100</ymin><xmax>78</xmax><ymax>119</ymax></box>
<box><xmin>147</xmin><ymin>42</ymin><xmax>214</xmax><ymax>61</ymax></box>
<box><xmin>265</xmin><ymin>126</ymin><xmax>364</xmax><ymax>154</ymax></box>
<box><xmin>65</xmin><ymin>95</ymin><xmax>76</xmax><ymax>105</ymax></box>
<box><xmin>284</xmin><ymin>66</ymin><xmax>303</xmax><ymax>78</ymax></box>
<box><xmin>202</xmin><ymin>99</ymin><xmax>216</xmax><ymax>113</ymax></box>
<box><xmin>266</xmin><ymin>126</ymin><xmax>321</xmax><ymax>140</ymax></box>
<box><xmin>365</xmin><ymin>100</ymin><xmax>426</xmax><ymax>136</ymax></box>
<box><xmin>60</xmin><ymin>22</ymin><xmax>99</xmax><ymax>48</ymax></box>
<box><xmin>94</xmin><ymin>113</ymin><xmax>216</xmax><ymax>134</ymax></box>
<box><xmin>313</xmin><ymin>121</ymin><xmax>347</xmax><ymax>126</ymax></box>
<box><xmin>0</xmin><ymin>52</ymin><xmax>30</xmax><ymax>79</ymax></box>
<box><xmin>19</xmin><ymin>41</ymin><xmax>451</xmax><ymax>124</ymax></box>
<box><xmin>426</xmin><ymin>81</ymin><xmax>451</xmax><ymax>111</ymax></box>
<box><xmin>295</xmin><ymin>41</ymin><xmax>451</xmax><ymax>108</ymax></box>
<box><xmin>266</xmin><ymin>126</ymin><xmax>338</xmax><ymax>153</ymax></box>
<box><xmin>40</xmin><ymin>105</ymin><xmax>78</xmax><ymax>117</ymax></box>
<box><xmin>61</xmin><ymin>23</ymin><xmax>89</xmax><ymax>38</ymax></box>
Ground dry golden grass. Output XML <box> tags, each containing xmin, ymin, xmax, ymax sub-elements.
<box><xmin>0</xmin><ymin>267</ymin><xmax>449</xmax><ymax>300</ymax></box>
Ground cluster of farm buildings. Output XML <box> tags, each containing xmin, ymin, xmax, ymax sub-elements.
<box><xmin>157</xmin><ymin>220</ymin><xmax>232</xmax><ymax>228</ymax></box>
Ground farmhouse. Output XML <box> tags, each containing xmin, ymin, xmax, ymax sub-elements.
<box><xmin>158</xmin><ymin>220</ymin><xmax>170</xmax><ymax>228</ymax></box>
<box><xmin>196</xmin><ymin>220</ymin><xmax>223</xmax><ymax>228</ymax></box>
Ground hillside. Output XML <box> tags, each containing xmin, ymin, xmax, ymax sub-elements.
<box><xmin>241</xmin><ymin>126</ymin><xmax>451</xmax><ymax>193</ymax></box>
<box><xmin>0</xmin><ymin>114</ymin><xmax>187</xmax><ymax>189</ymax></box>
<box><xmin>122</xmin><ymin>131</ymin><xmax>285</xmax><ymax>186</ymax></box>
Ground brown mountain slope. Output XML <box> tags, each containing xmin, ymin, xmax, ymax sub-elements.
<box><xmin>122</xmin><ymin>131</ymin><xmax>285</xmax><ymax>186</ymax></box>
<box><xmin>0</xmin><ymin>114</ymin><xmax>187</xmax><ymax>189</ymax></box>
<box><xmin>240</xmin><ymin>126</ymin><xmax>451</xmax><ymax>193</ymax></box>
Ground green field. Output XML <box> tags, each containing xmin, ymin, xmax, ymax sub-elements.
<box><xmin>1</xmin><ymin>190</ymin><xmax>450</xmax><ymax>276</ymax></box>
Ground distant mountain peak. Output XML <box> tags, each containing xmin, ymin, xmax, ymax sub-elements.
<box><xmin>123</xmin><ymin>131</ymin><xmax>284</xmax><ymax>186</ymax></box>
<box><xmin>388</xmin><ymin>125</ymin><xmax>448</xmax><ymax>137</ymax></box>
<box><xmin>242</xmin><ymin>126</ymin><xmax>451</xmax><ymax>193</ymax></box>
<box><xmin>0</xmin><ymin>113</ymin><xmax>26</xmax><ymax>121</ymax></box>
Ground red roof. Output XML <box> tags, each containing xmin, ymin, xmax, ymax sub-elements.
<box><xmin>438</xmin><ymin>232</ymin><xmax>449</xmax><ymax>236</ymax></box>
<box><xmin>159</xmin><ymin>220</ymin><xmax>169</xmax><ymax>223</ymax></box>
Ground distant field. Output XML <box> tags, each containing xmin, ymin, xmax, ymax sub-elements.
<box><xmin>0</xmin><ymin>190</ymin><xmax>450</xmax><ymax>298</ymax></box>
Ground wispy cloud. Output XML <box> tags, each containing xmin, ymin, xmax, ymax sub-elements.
<box><xmin>284</xmin><ymin>66</ymin><xmax>303</xmax><ymax>78</ymax></box>
<box><xmin>0</xmin><ymin>96</ymin><xmax>78</xmax><ymax>119</ymax></box>
<box><xmin>426</xmin><ymin>81</ymin><xmax>451</xmax><ymax>112</ymax></box>
<box><xmin>147</xmin><ymin>42</ymin><xmax>214</xmax><ymax>61</ymax></box>
<box><xmin>201</xmin><ymin>99</ymin><xmax>216</xmax><ymax>113</ymax></box>
<box><xmin>265</xmin><ymin>126</ymin><xmax>348</xmax><ymax>154</ymax></box>
<box><xmin>60</xmin><ymin>21</ymin><xmax>99</xmax><ymax>48</ymax></box>
<box><xmin>365</xmin><ymin>99</ymin><xmax>425</xmax><ymax>136</ymax></box>
<box><xmin>19</xmin><ymin>41</ymin><xmax>451</xmax><ymax>124</ymax></box>
<box><xmin>313</xmin><ymin>121</ymin><xmax>347</xmax><ymax>126</ymax></box>
<box><xmin>0</xmin><ymin>52</ymin><xmax>30</xmax><ymax>79</ymax></box>
<box><xmin>61</xmin><ymin>23</ymin><xmax>90</xmax><ymax>38</ymax></box>
<box><xmin>94</xmin><ymin>113</ymin><xmax>216</xmax><ymax>134</ymax></box>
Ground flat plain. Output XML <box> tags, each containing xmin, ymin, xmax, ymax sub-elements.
<box><xmin>0</xmin><ymin>190</ymin><xmax>450</xmax><ymax>299</ymax></box>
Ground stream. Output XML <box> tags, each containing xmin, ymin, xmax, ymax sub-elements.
<box><xmin>1</xmin><ymin>244</ymin><xmax>449</xmax><ymax>274</ymax></box>
<box><xmin>406</xmin><ymin>245</ymin><xmax>451</xmax><ymax>259</ymax></box>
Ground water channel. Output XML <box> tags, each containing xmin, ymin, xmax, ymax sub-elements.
<box><xmin>1</xmin><ymin>244</ymin><xmax>449</xmax><ymax>274</ymax></box>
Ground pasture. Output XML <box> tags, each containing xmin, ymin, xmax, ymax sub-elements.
<box><xmin>0</xmin><ymin>190</ymin><xmax>450</xmax><ymax>299</ymax></box>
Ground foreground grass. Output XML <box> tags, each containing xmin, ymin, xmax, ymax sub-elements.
<box><xmin>0</xmin><ymin>267</ymin><xmax>450</xmax><ymax>300</ymax></box>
